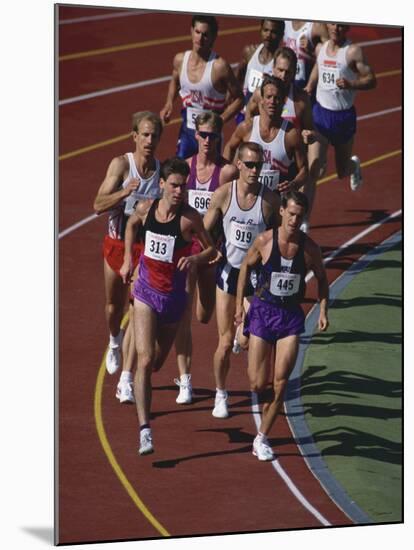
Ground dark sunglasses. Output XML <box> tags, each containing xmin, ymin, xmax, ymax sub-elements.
<box><xmin>197</xmin><ymin>130</ymin><xmax>220</xmax><ymax>140</ymax></box>
<box><xmin>242</xmin><ymin>160</ymin><xmax>263</xmax><ymax>170</ymax></box>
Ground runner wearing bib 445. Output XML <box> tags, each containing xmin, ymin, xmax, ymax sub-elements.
<box><xmin>160</xmin><ymin>14</ymin><xmax>243</xmax><ymax>159</ymax></box>
<box><xmin>120</xmin><ymin>157</ymin><xmax>216</xmax><ymax>456</ymax></box>
<box><xmin>235</xmin><ymin>190</ymin><xmax>329</xmax><ymax>461</ymax></box>
<box><xmin>204</xmin><ymin>142</ymin><xmax>280</xmax><ymax>420</ymax></box>
<box><xmin>224</xmin><ymin>74</ymin><xmax>308</xmax><ymax>196</ymax></box>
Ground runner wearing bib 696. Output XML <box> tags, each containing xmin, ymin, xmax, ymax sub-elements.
<box><xmin>234</xmin><ymin>19</ymin><xmax>285</xmax><ymax>124</ymax></box>
<box><xmin>235</xmin><ymin>190</ymin><xmax>329</xmax><ymax>461</ymax></box>
<box><xmin>173</xmin><ymin>111</ymin><xmax>238</xmax><ymax>406</ymax></box>
<box><xmin>203</xmin><ymin>142</ymin><xmax>280</xmax><ymax>420</ymax></box>
<box><xmin>224</xmin><ymin>75</ymin><xmax>308</xmax><ymax>195</ymax></box>
<box><xmin>120</xmin><ymin>157</ymin><xmax>216</xmax><ymax>456</ymax></box>
<box><xmin>160</xmin><ymin>14</ymin><xmax>243</xmax><ymax>159</ymax></box>
<box><xmin>304</xmin><ymin>23</ymin><xmax>376</xmax><ymax>192</ymax></box>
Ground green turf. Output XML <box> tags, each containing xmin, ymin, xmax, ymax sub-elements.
<box><xmin>302</xmin><ymin>242</ymin><xmax>402</xmax><ymax>522</ymax></box>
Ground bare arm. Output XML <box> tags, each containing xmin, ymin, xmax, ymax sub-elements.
<box><xmin>203</xmin><ymin>184</ymin><xmax>228</xmax><ymax>236</ymax></box>
<box><xmin>93</xmin><ymin>156</ymin><xmax>140</xmax><ymax>214</ymax></box>
<box><xmin>245</xmin><ymin>88</ymin><xmax>261</xmax><ymax>121</ymax></box>
<box><xmin>177</xmin><ymin>209</ymin><xmax>216</xmax><ymax>271</ymax></box>
<box><xmin>277</xmin><ymin>129</ymin><xmax>308</xmax><ymax>193</ymax></box>
<box><xmin>160</xmin><ymin>53</ymin><xmax>182</xmax><ymax>124</ymax></box>
<box><xmin>119</xmin><ymin>205</ymin><xmax>146</xmax><ymax>283</ymax></box>
<box><xmin>303</xmin><ymin>43</ymin><xmax>321</xmax><ymax>95</ymax></box>
<box><xmin>219</xmin><ymin>162</ymin><xmax>239</xmax><ymax>185</ymax></box>
<box><xmin>338</xmin><ymin>44</ymin><xmax>376</xmax><ymax>91</ymax></box>
<box><xmin>222</xmin><ymin>121</ymin><xmax>250</xmax><ymax>162</ymax></box>
<box><xmin>306</xmin><ymin>239</ymin><xmax>329</xmax><ymax>331</ymax></box>
<box><xmin>235</xmin><ymin>234</ymin><xmax>264</xmax><ymax>324</ymax></box>
<box><xmin>215</xmin><ymin>59</ymin><xmax>244</xmax><ymax>123</ymax></box>
<box><xmin>234</xmin><ymin>44</ymin><xmax>255</xmax><ymax>86</ymax></box>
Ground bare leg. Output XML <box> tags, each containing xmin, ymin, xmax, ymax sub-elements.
<box><xmin>175</xmin><ymin>268</ymin><xmax>197</xmax><ymax>376</ymax></box>
<box><xmin>103</xmin><ymin>259</ymin><xmax>128</xmax><ymax>339</ymax></box>
<box><xmin>213</xmin><ymin>287</ymin><xmax>236</xmax><ymax>390</ymax></box>
<box><xmin>303</xmin><ymin>141</ymin><xmax>322</xmax><ymax>227</ymax></box>
<box><xmin>235</xmin><ymin>297</ymin><xmax>252</xmax><ymax>351</ymax></box>
<box><xmin>196</xmin><ymin>265</ymin><xmax>216</xmax><ymax>324</ymax></box>
<box><xmin>334</xmin><ymin>137</ymin><xmax>356</xmax><ymax>179</ymax></box>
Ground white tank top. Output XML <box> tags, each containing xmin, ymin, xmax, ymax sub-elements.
<box><xmin>222</xmin><ymin>180</ymin><xmax>266</xmax><ymax>269</ymax></box>
<box><xmin>179</xmin><ymin>50</ymin><xmax>226</xmax><ymax>129</ymax></box>
<box><xmin>250</xmin><ymin>116</ymin><xmax>293</xmax><ymax>191</ymax></box>
<box><xmin>316</xmin><ymin>41</ymin><xmax>356</xmax><ymax>111</ymax></box>
<box><xmin>281</xmin><ymin>84</ymin><xmax>300</xmax><ymax>129</ymax></box>
<box><xmin>108</xmin><ymin>153</ymin><xmax>161</xmax><ymax>239</ymax></box>
<box><xmin>283</xmin><ymin>21</ymin><xmax>314</xmax><ymax>83</ymax></box>
<box><xmin>243</xmin><ymin>44</ymin><xmax>274</xmax><ymax>96</ymax></box>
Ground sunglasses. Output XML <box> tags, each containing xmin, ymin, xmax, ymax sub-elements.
<box><xmin>197</xmin><ymin>130</ymin><xmax>220</xmax><ymax>140</ymax></box>
<box><xmin>242</xmin><ymin>160</ymin><xmax>263</xmax><ymax>170</ymax></box>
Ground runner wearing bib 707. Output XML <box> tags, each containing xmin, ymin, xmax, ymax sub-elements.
<box><xmin>235</xmin><ymin>190</ymin><xmax>329</xmax><ymax>461</ymax></box>
<box><xmin>203</xmin><ymin>141</ymin><xmax>281</xmax><ymax>420</ymax></box>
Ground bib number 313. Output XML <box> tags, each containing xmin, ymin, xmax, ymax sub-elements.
<box><xmin>144</xmin><ymin>231</ymin><xmax>175</xmax><ymax>263</ymax></box>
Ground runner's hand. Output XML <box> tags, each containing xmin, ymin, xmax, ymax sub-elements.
<box><xmin>120</xmin><ymin>261</ymin><xmax>132</xmax><ymax>284</ymax></box>
<box><xmin>318</xmin><ymin>312</ymin><xmax>329</xmax><ymax>332</ymax></box>
<box><xmin>125</xmin><ymin>177</ymin><xmax>141</xmax><ymax>196</ymax></box>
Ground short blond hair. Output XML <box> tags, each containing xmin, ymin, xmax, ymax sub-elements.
<box><xmin>132</xmin><ymin>111</ymin><xmax>163</xmax><ymax>137</ymax></box>
<box><xmin>195</xmin><ymin>111</ymin><xmax>223</xmax><ymax>133</ymax></box>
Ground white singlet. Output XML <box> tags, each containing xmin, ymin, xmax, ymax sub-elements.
<box><xmin>243</xmin><ymin>44</ymin><xmax>274</xmax><ymax>95</ymax></box>
<box><xmin>108</xmin><ymin>153</ymin><xmax>161</xmax><ymax>240</ymax></box>
<box><xmin>222</xmin><ymin>180</ymin><xmax>266</xmax><ymax>269</ymax></box>
<box><xmin>281</xmin><ymin>84</ymin><xmax>300</xmax><ymax>129</ymax></box>
<box><xmin>179</xmin><ymin>50</ymin><xmax>226</xmax><ymax>129</ymax></box>
<box><xmin>316</xmin><ymin>41</ymin><xmax>357</xmax><ymax>111</ymax></box>
<box><xmin>283</xmin><ymin>21</ymin><xmax>315</xmax><ymax>83</ymax></box>
<box><xmin>250</xmin><ymin>116</ymin><xmax>293</xmax><ymax>191</ymax></box>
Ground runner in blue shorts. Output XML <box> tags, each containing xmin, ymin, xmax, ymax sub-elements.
<box><xmin>160</xmin><ymin>14</ymin><xmax>243</xmax><ymax>159</ymax></box>
<box><xmin>304</xmin><ymin>23</ymin><xmax>376</xmax><ymax>191</ymax></box>
<box><xmin>235</xmin><ymin>190</ymin><xmax>329</xmax><ymax>461</ymax></box>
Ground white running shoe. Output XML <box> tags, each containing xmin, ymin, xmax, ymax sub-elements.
<box><xmin>212</xmin><ymin>392</ymin><xmax>229</xmax><ymax>418</ymax></box>
<box><xmin>350</xmin><ymin>155</ymin><xmax>363</xmax><ymax>191</ymax></box>
<box><xmin>106</xmin><ymin>346</ymin><xmax>121</xmax><ymax>374</ymax></box>
<box><xmin>252</xmin><ymin>434</ymin><xmax>274</xmax><ymax>461</ymax></box>
<box><xmin>174</xmin><ymin>374</ymin><xmax>193</xmax><ymax>404</ymax></box>
<box><xmin>139</xmin><ymin>428</ymin><xmax>154</xmax><ymax>455</ymax></box>
<box><xmin>300</xmin><ymin>221</ymin><xmax>309</xmax><ymax>233</ymax></box>
<box><xmin>116</xmin><ymin>380</ymin><xmax>135</xmax><ymax>404</ymax></box>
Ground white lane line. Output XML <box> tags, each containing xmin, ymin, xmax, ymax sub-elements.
<box><xmin>58</xmin><ymin>35</ymin><xmax>401</xmax><ymax>106</ymax></box>
<box><xmin>250</xmin><ymin>392</ymin><xmax>331</xmax><ymax>526</ymax></box>
<box><xmin>59</xmin><ymin>11</ymin><xmax>149</xmax><ymax>25</ymax></box>
<box><xmin>358</xmin><ymin>106</ymin><xmax>401</xmax><ymax>121</ymax></box>
<box><xmin>305</xmin><ymin>208</ymin><xmax>402</xmax><ymax>282</ymax></box>
<box><xmin>249</xmin><ymin>210</ymin><xmax>401</xmax><ymax>525</ymax></box>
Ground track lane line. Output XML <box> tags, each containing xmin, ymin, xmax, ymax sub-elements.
<box><xmin>59</xmin><ymin>10</ymin><xmax>150</xmax><ymax>25</ymax></box>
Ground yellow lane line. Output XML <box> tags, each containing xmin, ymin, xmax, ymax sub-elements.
<box><xmin>60</xmin><ymin>25</ymin><xmax>258</xmax><ymax>61</ymax></box>
<box><xmin>94</xmin><ymin>316</ymin><xmax>170</xmax><ymax>537</ymax></box>
<box><xmin>376</xmin><ymin>69</ymin><xmax>402</xmax><ymax>78</ymax></box>
<box><xmin>317</xmin><ymin>149</ymin><xmax>402</xmax><ymax>186</ymax></box>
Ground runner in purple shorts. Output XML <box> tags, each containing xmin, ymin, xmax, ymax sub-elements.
<box><xmin>120</xmin><ymin>157</ymin><xmax>216</xmax><ymax>456</ymax></box>
<box><xmin>235</xmin><ymin>190</ymin><xmax>329</xmax><ymax>461</ymax></box>
<box><xmin>304</xmin><ymin>23</ymin><xmax>376</xmax><ymax>191</ymax></box>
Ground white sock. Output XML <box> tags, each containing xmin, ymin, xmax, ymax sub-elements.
<box><xmin>216</xmin><ymin>388</ymin><xmax>227</xmax><ymax>398</ymax></box>
<box><xmin>120</xmin><ymin>371</ymin><xmax>133</xmax><ymax>382</ymax></box>
<box><xmin>109</xmin><ymin>331</ymin><xmax>122</xmax><ymax>348</ymax></box>
<box><xmin>180</xmin><ymin>374</ymin><xmax>191</xmax><ymax>382</ymax></box>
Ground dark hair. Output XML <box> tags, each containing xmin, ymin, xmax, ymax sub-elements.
<box><xmin>281</xmin><ymin>190</ymin><xmax>309</xmax><ymax>214</ymax></box>
<box><xmin>160</xmin><ymin>157</ymin><xmax>190</xmax><ymax>181</ymax></box>
<box><xmin>273</xmin><ymin>46</ymin><xmax>298</xmax><ymax>76</ymax></box>
<box><xmin>260</xmin><ymin>19</ymin><xmax>285</xmax><ymax>38</ymax></box>
<box><xmin>191</xmin><ymin>14</ymin><xmax>218</xmax><ymax>37</ymax></box>
<box><xmin>260</xmin><ymin>74</ymin><xmax>287</xmax><ymax>98</ymax></box>
<box><xmin>238</xmin><ymin>141</ymin><xmax>264</xmax><ymax>161</ymax></box>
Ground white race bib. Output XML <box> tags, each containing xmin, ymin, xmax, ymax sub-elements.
<box><xmin>320</xmin><ymin>65</ymin><xmax>340</xmax><ymax>90</ymax></box>
<box><xmin>270</xmin><ymin>272</ymin><xmax>300</xmax><ymax>296</ymax></box>
<box><xmin>247</xmin><ymin>69</ymin><xmax>264</xmax><ymax>93</ymax></box>
<box><xmin>258</xmin><ymin>169</ymin><xmax>280</xmax><ymax>191</ymax></box>
<box><xmin>124</xmin><ymin>188</ymin><xmax>160</xmax><ymax>216</ymax></box>
<box><xmin>144</xmin><ymin>231</ymin><xmax>175</xmax><ymax>263</ymax></box>
<box><xmin>186</xmin><ymin>106</ymin><xmax>208</xmax><ymax>130</ymax></box>
<box><xmin>188</xmin><ymin>189</ymin><xmax>213</xmax><ymax>215</ymax></box>
<box><xmin>229</xmin><ymin>221</ymin><xmax>258</xmax><ymax>249</ymax></box>
<box><xmin>296</xmin><ymin>58</ymin><xmax>306</xmax><ymax>81</ymax></box>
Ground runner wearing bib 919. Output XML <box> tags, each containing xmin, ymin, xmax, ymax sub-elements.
<box><xmin>173</xmin><ymin>111</ymin><xmax>238</xmax><ymax>405</ymax></box>
<box><xmin>223</xmin><ymin>75</ymin><xmax>308</xmax><ymax>196</ymax></box>
<box><xmin>120</xmin><ymin>157</ymin><xmax>216</xmax><ymax>456</ymax></box>
<box><xmin>304</xmin><ymin>23</ymin><xmax>376</xmax><ymax>192</ymax></box>
<box><xmin>160</xmin><ymin>14</ymin><xmax>243</xmax><ymax>159</ymax></box>
<box><xmin>203</xmin><ymin>142</ymin><xmax>280</xmax><ymax>420</ymax></box>
<box><xmin>235</xmin><ymin>190</ymin><xmax>329</xmax><ymax>461</ymax></box>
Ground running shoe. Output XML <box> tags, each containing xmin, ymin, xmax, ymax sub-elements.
<box><xmin>174</xmin><ymin>374</ymin><xmax>193</xmax><ymax>404</ymax></box>
<box><xmin>116</xmin><ymin>380</ymin><xmax>135</xmax><ymax>404</ymax></box>
<box><xmin>350</xmin><ymin>155</ymin><xmax>363</xmax><ymax>191</ymax></box>
<box><xmin>252</xmin><ymin>434</ymin><xmax>274</xmax><ymax>461</ymax></box>
<box><xmin>212</xmin><ymin>392</ymin><xmax>229</xmax><ymax>418</ymax></box>
<box><xmin>139</xmin><ymin>428</ymin><xmax>154</xmax><ymax>455</ymax></box>
<box><xmin>300</xmin><ymin>221</ymin><xmax>309</xmax><ymax>233</ymax></box>
<box><xmin>105</xmin><ymin>345</ymin><xmax>121</xmax><ymax>374</ymax></box>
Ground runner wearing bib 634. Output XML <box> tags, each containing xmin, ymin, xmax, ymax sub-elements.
<box><xmin>160</xmin><ymin>14</ymin><xmax>243</xmax><ymax>159</ymax></box>
<box><xmin>120</xmin><ymin>157</ymin><xmax>216</xmax><ymax>456</ymax></box>
<box><xmin>305</xmin><ymin>23</ymin><xmax>376</xmax><ymax>192</ymax></box>
<box><xmin>224</xmin><ymin>74</ymin><xmax>308</xmax><ymax>196</ymax></box>
<box><xmin>235</xmin><ymin>190</ymin><xmax>329</xmax><ymax>461</ymax></box>
<box><xmin>203</xmin><ymin>142</ymin><xmax>280</xmax><ymax>420</ymax></box>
